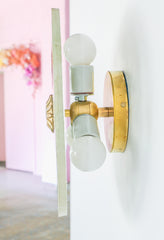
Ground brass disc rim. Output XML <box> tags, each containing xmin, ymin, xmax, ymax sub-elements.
<box><xmin>108</xmin><ymin>71</ymin><xmax>129</xmax><ymax>152</ymax></box>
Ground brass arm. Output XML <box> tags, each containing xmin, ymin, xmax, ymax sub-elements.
<box><xmin>64</xmin><ymin>102</ymin><xmax>114</xmax><ymax>123</ymax></box>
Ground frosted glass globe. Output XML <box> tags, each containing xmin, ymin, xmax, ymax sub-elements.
<box><xmin>70</xmin><ymin>136</ymin><xmax>106</xmax><ymax>171</ymax></box>
<box><xmin>64</xmin><ymin>34</ymin><xmax>96</xmax><ymax>65</ymax></box>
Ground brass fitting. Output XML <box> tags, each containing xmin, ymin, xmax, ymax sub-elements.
<box><xmin>64</xmin><ymin>101</ymin><xmax>114</xmax><ymax>124</ymax></box>
<box><xmin>69</xmin><ymin>101</ymin><xmax>98</xmax><ymax>124</ymax></box>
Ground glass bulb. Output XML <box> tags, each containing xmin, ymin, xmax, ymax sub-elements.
<box><xmin>64</xmin><ymin>34</ymin><xmax>96</xmax><ymax>65</ymax></box>
<box><xmin>70</xmin><ymin>136</ymin><xmax>106</xmax><ymax>172</ymax></box>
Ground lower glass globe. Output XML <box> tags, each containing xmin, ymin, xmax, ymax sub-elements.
<box><xmin>70</xmin><ymin>136</ymin><xmax>106</xmax><ymax>171</ymax></box>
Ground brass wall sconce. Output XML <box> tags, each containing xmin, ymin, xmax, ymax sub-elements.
<box><xmin>46</xmin><ymin>9</ymin><xmax>129</xmax><ymax>216</ymax></box>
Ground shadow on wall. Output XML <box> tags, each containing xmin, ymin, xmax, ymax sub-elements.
<box><xmin>112</xmin><ymin>6</ymin><xmax>154</xmax><ymax>220</ymax></box>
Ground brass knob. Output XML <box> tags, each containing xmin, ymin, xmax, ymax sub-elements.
<box><xmin>46</xmin><ymin>95</ymin><xmax>54</xmax><ymax>132</ymax></box>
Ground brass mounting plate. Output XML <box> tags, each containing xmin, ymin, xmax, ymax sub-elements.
<box><xmin>104</xmin><ymin>71</ymin><xmax>129</xmax><ymax>152</ymax></box>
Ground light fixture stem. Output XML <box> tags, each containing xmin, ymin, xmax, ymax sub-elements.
<box><xmin>75</xmin><ymin>95</ymin><xmax>88</xmax><ymax>102</ymax></box>
<box><xmin>98</xmin><ymin>107</ymin><xmax>114</xmax><ymax>117</ymax></box>
<box><xmin>64</xmin><ymin>106</ymin><xmax>114</xmax><ymax>119</ymax></box>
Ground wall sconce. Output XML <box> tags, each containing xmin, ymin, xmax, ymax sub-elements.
<box><xmin>63</xmin><ymin>34</ymin><xmax>129</xmax><ymax>172</ymax></box>
<box><xmin>46</xmin><ymin>9</ymin><xmax>129</xmax><ymax>216</ymax></box>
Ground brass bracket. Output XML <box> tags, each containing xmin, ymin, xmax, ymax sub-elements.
<box><xmin>66</xmin><ymin>101</ymin><xmax>113</xmax><ymax>124</ymax></box>
<box><xmin>46</xmin><ymin>98</ymin><xmax>114</xmax><ymax>128</ymax></box>
<box><xmin>46</xmin><ymin>71</ymin><xmax>129</xmax><ymax>153</ymax></box>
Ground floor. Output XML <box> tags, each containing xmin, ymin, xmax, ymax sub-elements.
<box><xmin>0</xmin><ymin>166</ymin><xmax>70</xmax><ymax>240</ymax></box>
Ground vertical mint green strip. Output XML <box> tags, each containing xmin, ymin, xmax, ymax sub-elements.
<box><xmin>51</xmin><ymin>8</ymin><xmax>67</xmax><ymax>217</ymax></box>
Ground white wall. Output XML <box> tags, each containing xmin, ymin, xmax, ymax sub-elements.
<box><xmin>70</xmin><ymin>0</ymin><xmax>164</xmax><ymax>239</ymax></box>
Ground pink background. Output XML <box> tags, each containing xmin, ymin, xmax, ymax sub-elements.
<box><xmin>0</xmin><ymin>73</ymin><xmax>6</xmax><ymax>161</ymax></box>
<box><xmin>0</xmin><ymin>0</ymin><xmax>70</xmax><ymax>183</ymax></box>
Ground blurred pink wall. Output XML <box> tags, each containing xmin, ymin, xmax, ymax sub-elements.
<box><xmin>0</xmin><ymin>73</ymin><xmax>6</xmax><ymax>161</ymax></box>
<box><xmin>0</xmin><ymin>0</ymin><xmax>70</xmax><ymax>183</ymax></box>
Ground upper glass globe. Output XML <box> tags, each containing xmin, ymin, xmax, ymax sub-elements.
<box><xmin>64</xmin><ymin>34</ymin><xmax>96</xmax><ymax>65</ymax></box>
